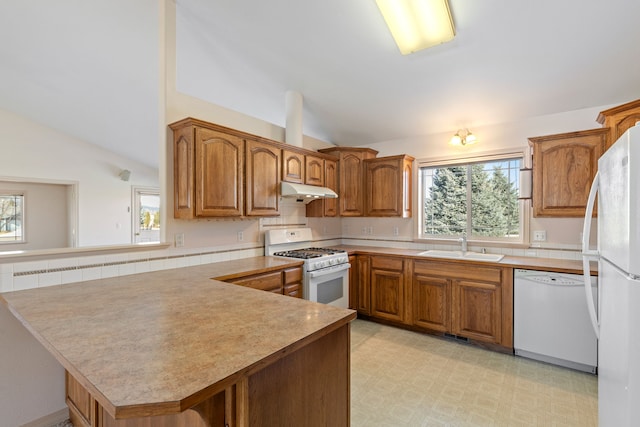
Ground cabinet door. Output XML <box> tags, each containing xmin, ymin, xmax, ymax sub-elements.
<box><xmin>283</xmin><ymin>267</ymin><xmax>303</xmax><ymax>298</ymax></box>
<box><xmin>371</xmin><ymin>268</ymin><xmax>404</xmax><ymax>322</ymax></box>
<box><xmin>348</xmin><ymin>255</ymin><xmax>357</xmax><ymax>309</ymax></box>
<box><xmin>305</xmin><ymin>158</ymin><xmax>338</xmax><ymax>218</ymax></box>
<box><xmin>324</xmin><ymin>159</ymin><xmax>338</xmax><ymax>217</ymax></box>
<box><xmin>305</xmin><ymin>155</ymin><xmax>324</xmax><ymax>186</ymax></box>
<box><xmin>196</xmin><ymin>128</ymin><xmax>244</xmax><ymax>217</ymax></box>
<box><xmin>451</xmin><ymin>279</ymin><xmax>501</xmax><ymax>344</ymax></box>
<box><xmin>364</xmin><ymin>155</ymin><xmax>413</xmax><ymax>217</ymax></box>
<box><xmin>282</xmin><ymin>150</ymin><xmax>304</xmax><ymax>183</ymax></box>
<box><xmin>370</xmin><ymin>256</ymin><xmax>405</xmax><ymax>323</ymax></box>
<box><xmin>356</xmin><ymin>255</ymin><xmax>370</xmax><ymax>315</ymax></box>
<box><xmin>529</xmin><ymin>128</ymin><xmax>606</xmax><ymax>217</ymax></box>
<box><xmin>173</xmin><ymin>125</ymin><xmax>196</xmax><ymax>219</ymax></box>
<box><xmin>340</xmin><ymin>153</ymin><xmax>365</xmax><ymax>216</ymax></box>
<box><xmin>245</xmin><ymin>140</ymin><xmax>280</xmax><ymax>217</ymax></box>
<box><xmin>413</xmin><ymin>274</ymin><xmax>450</xmax><ymax>332</ymax></box>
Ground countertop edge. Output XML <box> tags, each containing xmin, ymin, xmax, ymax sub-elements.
<box><xmin>333</xmin><ymin>245</ymin><xmax>596</xmax><ymax>275</ymax></box>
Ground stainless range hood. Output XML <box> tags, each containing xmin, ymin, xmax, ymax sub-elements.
<box><xmin>281</xmin><ymin>182</ymin><xmax>338</xmax><ymax>204</ymax></box>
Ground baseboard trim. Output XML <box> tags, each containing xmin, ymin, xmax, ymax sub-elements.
<box><xmin>20</xmin><ymin>408</ymin><xmax>69</xmax><ymax>427</ymax></box>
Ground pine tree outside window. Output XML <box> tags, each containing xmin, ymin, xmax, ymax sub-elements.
<box><xmin>419</xmin><ymin>155</ymin><xmax>523</xmax><ymax>242</ymax></box>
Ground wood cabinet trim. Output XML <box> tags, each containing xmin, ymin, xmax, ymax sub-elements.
<box><xmin>596</xmin><ymin>98</ymin><xmax>640</xmax><ymax>124</ymax></box>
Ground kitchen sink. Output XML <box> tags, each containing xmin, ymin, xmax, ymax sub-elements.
<box><xmin>417</xmin><ymin>250</ymin><xmax>504</xmax><ymax>262</ymax></box>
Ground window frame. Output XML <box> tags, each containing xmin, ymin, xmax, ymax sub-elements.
<box><xmin>0</xmin><ymin>192</ymin><xmax>25</xmax><ymax>244</ymax></box>
<box><xmin>416</xmin><ymin>149</ymin><xmax>530</xmax><ymax>246</ymax></box>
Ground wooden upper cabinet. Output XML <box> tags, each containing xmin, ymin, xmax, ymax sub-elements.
<box><xmin>364</xmin><ymin>155</ymin><xmax>414</xmax><ymax>217</ymax></box>
<box><xmin>323</xmin><ymin>159</ymin><xmax>338</xmax><ymax>217</ymax></box>
<box><xmin>529</xmin><ymin>128</ymin><xmax>607</xmax><ymax>217</ymax></box>
<box><xmin>245</xmin><ymin>139</ymin><xmax>280</xmax><ymax>216</ymax></box>
<box><xmin>305</xmin><ymin>158</ymin><xmax>339</xmax><ymax>218</ymax></box>
<box><xmin>597</xmin><ymin>98</ymin><xmax>640</xmax><ymax>150</ymax></box>
<box><xmin>305</xmin><ymin>155</ymin><xmax>324</xmax><ymax>186</ymax></box>
<box><xmin>195</xmin><ymin>128</ymin><xmax>244</xmax><ymax>217</ymax></box>
<box><xmin>170</xmin><ymin>120</ymin><xmax>244</xmax><ymax>218</ymax></box>
<box><xmin>173</xmin><ymin>118</ymin><xmax>352</xmax><ymax>219</ymax></box>
<box><xmin>319</xmin><ymin>147</ymin><xmax>378</xmax><ymax>217</ymax></box>
<box><xmin>282</xmin><ymin>149</ymin><xmax>304</xmax><ymax>183</ymax></box>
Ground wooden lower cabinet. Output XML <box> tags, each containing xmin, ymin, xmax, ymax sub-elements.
<box><xmin>411</xmin><ymin>260</ymin><xmax>511</xmax><ymax>348</ymax></box>
<box><xmin>353</xmin><ymin>255</ymin><xmax>513</xmax><ymax>351</ymax></box>
<box><xmin>355</xmin><ymin>255</ymin><xmax>371</xmax><ymax>315</ymax></box>
<box><xmin>230</xmin><ymin>270</ymin><xmax>283</xmax><ymax>294</ymax></box>
<box><xmin>412</xmin><ymin>274</ymin><xmax>450</xmax><ymax>332</ymax></box>
<box><xmin>451</xmin><ymin>279</ymin><xmax>501</xmax><ymax>343</ymax></box>
<box><xmin>348</xmin><ymin>255</ymin><xmax>357</xmax><ymax>309</ymax></box>
<box><xmin>283</xmin><ymin>267</ymin><xmax>303</xmax><ymax>298</ymax></box>
<box><xmin>65</xmin><ymin>322</ymin><xmax>350</xmax><ymax>427</ymax></box>
<box><xmin>223</xmin><ymin>266</ymin><xmax>303</xmax><ymax>298</ymax></box>
<box><xmin>370</xmin><ymin>256</ymin><xmax>406</xmax><ymax>323</ymax></box>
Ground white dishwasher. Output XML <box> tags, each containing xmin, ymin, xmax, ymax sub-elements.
<box><xmin>514</xmin><ymin>269</ymin><xmax>598</xmax><ymax>373</ymax></box>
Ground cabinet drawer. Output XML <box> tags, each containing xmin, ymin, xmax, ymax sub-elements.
<box><xmin>283</xmin><ymin>267</ymin><xmax>302</xmax><ymax>284</ymax></box>
<box><xmin>413</xmin><ymin>260</ymin><xmax>501</xmax><ymax>283</ymax></box>
<box><xmin>232</xmin><ymin>271</ymin><xmax>282</xmax><ymax>292</ymax></box>
<box><xmin>284</xmin><ymin>283</ymin><xmax>302</xmax><ymax>298</ymax></box>
<box><xmin>371</xmin><ymin>256</ymin><xmax>403</xmax><ymax>271</ymax></box>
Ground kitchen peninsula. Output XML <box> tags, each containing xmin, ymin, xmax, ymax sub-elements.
<box><xmin>0</xmin><ymin>262</ymin><xmax>355</xmax><ymax>427</ymax></box>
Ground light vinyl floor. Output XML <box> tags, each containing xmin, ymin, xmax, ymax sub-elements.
<box><xmin>350</xmin><ymin>319</ymin><xmax>597</xmax><ymax>427</ymax></box>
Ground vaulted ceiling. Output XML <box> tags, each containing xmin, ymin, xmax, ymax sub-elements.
<box><xmin>1</xmin><ymin>1</ymin><xmax>639</xmax><ymax>169</ymax></box>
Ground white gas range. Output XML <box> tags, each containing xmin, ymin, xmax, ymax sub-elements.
<box><xmin>265</xmin><ymin>228</ymin><xmax>350</xmax><ymax>308</ymax></box>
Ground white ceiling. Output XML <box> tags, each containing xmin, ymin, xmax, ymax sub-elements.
<box><xmin>1</xmin><ymin>1</ymin><xmax>640</xmax><ymax>169</ymax></box>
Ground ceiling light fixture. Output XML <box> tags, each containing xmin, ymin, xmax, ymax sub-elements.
<box><xmin>450</xmin><ymin>129</ymin><xmax>477</xmax><ymax>146</ymax></box>
<box><xmin>376</xmin><ymin>0</ymin><xmax>456</xmax><ymax>55</ymax></box>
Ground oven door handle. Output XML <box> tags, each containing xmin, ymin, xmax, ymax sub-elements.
<box><xmin>308</xmin><ymin>263</ymin><xmax>351</xmax><ymax>278</ymax></box>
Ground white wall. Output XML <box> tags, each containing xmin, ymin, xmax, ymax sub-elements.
<box><xmin>348</xmin><ymin>104</ymin><xmax>612</xmax><ymax>248</ymax></box>
<box><xmin>0</xmin><ymin>304</ymin><xmax>66</xmax><ymax>427</ymax></box>
<box><xmin>0</xmin><ymin>108</ymin><xmax>159</xmax><ymax>247</ymax></box>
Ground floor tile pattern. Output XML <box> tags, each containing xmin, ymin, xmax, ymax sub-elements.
<box><xmin>350</xmin><ymin>320</ymin><xmax>597</xmax><ymax>426</ymax></box>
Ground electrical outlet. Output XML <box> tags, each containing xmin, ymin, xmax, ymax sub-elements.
<box><xmin>361</xmin><ymin>227</ymin><xmax>367</xmax><ymax>235</ymax></box>
<box><xmin>533</xmin><ymin>230</ymin><xmax>547</xmax><ymax>241</ymax></box>
<box><xmin>174</xmin><ymin>233</ymin><xmax>185</xmax><ymax>247</ymax></box>
<box><xmin>367</xmin><ymin>226</ymin><xmax>373</xmax><ymax>235</ymax></box>
<box><xmin>237</xmin><ymin>231</ymin><xmax>243</xmax><ymax>242</ymax></box>
<box><xmin>393</xmin><ymin>226</ymin><xmax>399</xmax><ymax>236</ymax></box>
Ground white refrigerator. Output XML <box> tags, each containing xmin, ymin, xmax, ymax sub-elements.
<box><xmin>582</xmin><ymin>123</ymin><xmax>640</xmax><ymax>427</ymax></box>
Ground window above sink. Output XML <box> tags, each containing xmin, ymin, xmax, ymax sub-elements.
<box><xmin>417</xmin><ymin>151</ymin><xmax>527</xmax><ymax>246</ymax></box>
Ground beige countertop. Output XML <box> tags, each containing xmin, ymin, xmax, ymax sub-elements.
<box><xmin>331</xmin><ymin>245</ymin><xmax>596</xmax><ymax>275</ymax></box>
<box><xmin>0</xmin><ymin>257</ymin><xmax>354</xmax><ymax>419</ymax></box>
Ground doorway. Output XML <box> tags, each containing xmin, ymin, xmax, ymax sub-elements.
<box><xmin>132</xmin><ymin>187</ymin><xmax>160</xmax><ymax>243</ymax></box>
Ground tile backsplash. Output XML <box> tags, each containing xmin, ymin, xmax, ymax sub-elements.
<box><xmin>0</xmin><ymin>234</ymin><xmax>582</xmax><ymax>294</ymax></box>
<box><xmin>0</xmin><ymin>244</ymin><xmax>264</xmax><ymax>293</ymax></box>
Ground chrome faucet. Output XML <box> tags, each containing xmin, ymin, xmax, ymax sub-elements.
<box><xmin>458</xmin><ymin>234</ymin><xmax>468</xmax><ymax>254</ymax></box>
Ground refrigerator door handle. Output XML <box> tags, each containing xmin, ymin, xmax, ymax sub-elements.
<box><xmin>582</xmin><ymin>171</ymin><xmax>600</xmax><ymax>338</ymax></box>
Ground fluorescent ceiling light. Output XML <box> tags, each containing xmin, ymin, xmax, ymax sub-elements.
<box><xmin>376</xmin><ymin>0</ymin><xmax>456</xmax><ymax>55</ymax></box>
